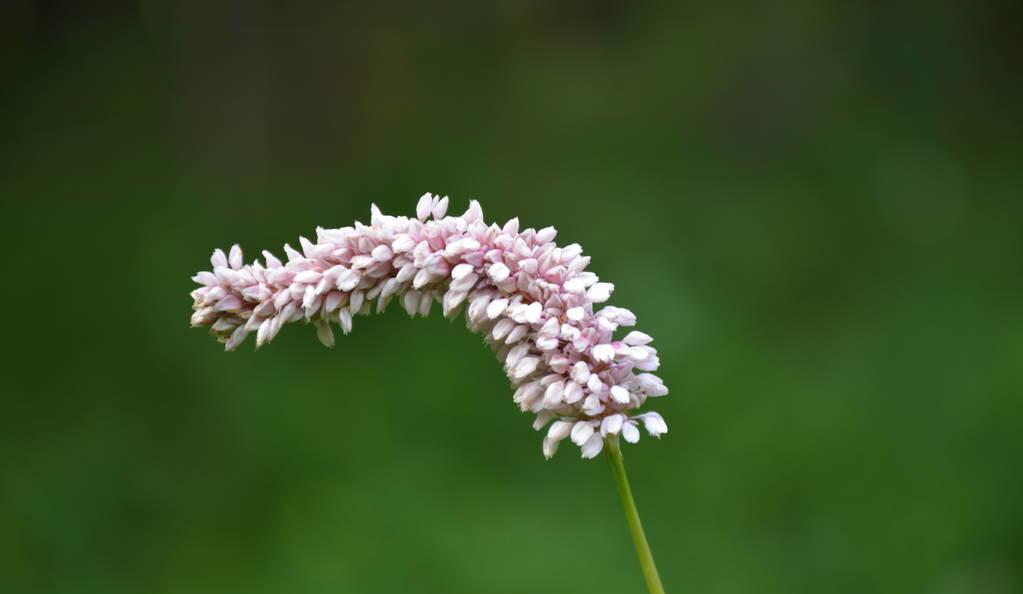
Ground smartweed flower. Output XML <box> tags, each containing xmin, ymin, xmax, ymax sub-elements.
<box><xmin>190</xmin><ymin>195</ymin><xmax>668</xmax><ymax>592</ymax></box>
<box><xmin>190</xmin><ymin>195</ymin><xmax>668</xmax><ymax>459</ymax></box>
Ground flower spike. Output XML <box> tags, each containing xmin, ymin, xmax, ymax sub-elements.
<box><xmin>190</xmin><ymin>195</ymin><xmax>669</xmax><ymax>458</ymax></box>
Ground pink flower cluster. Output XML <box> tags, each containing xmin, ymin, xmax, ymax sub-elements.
<box><xmin>190</xmin><ymin>195</ymin><xmax>668</xmax><ymax>458</ymax></box>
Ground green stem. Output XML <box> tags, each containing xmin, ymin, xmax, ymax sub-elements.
<box><xmin>606</xmin><ymin>435</ymin><xmax>666</xmax><ymax>594</ymax></box>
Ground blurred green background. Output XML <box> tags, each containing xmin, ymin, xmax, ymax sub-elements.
<box><xmin>2</xmin><ymin>1</ymin><xmax>1021</xmax><ymax>593</ymax></box>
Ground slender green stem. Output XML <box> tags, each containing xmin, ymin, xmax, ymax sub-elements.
<box><xmin>606</xmin><ymin>435</ymin><xmax>666</xmax><ymax>594</ymax></box>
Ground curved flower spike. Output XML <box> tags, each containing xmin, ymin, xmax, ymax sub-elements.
<box><xmin>189</xmin><ymin>194</ymin><xmax>669</xmax><ymax>459</ymax></box>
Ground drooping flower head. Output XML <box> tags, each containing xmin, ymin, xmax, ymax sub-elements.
<box><xmin>190</xmin><ymin>195</ymin><xmax>669</xmax><ymax>458</ymax></box>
